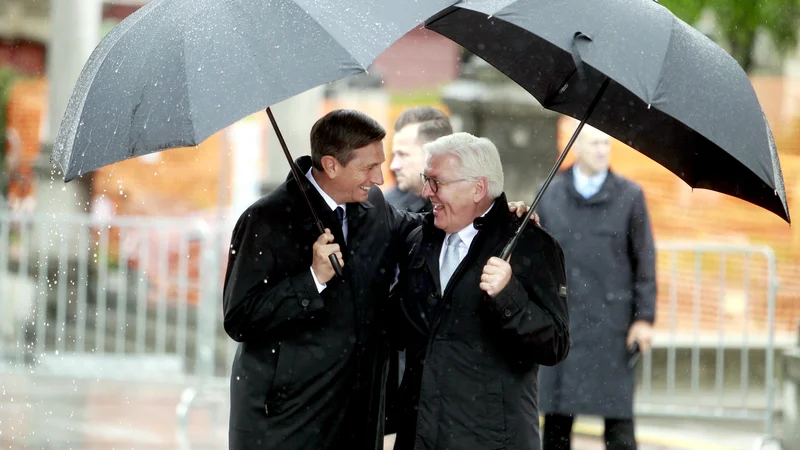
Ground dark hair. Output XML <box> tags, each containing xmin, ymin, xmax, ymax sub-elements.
<box><xmin>394</xmin><ymin>106</ymin><xmax>453</xmax><ymax>144</ymax></box>
<box><xmin>394</xmin><ymin>106</ymin><xmax>450</xmax><ymax>131</ymax></box>
<box><xmin>310</xmin><ymin>109</ymin><xmax>386</xmax><ymax>170</ymax></box>
<box><xmin>417</xmin><ymin>118</ymin><xmax>453</xmax><ymax>144</ymax></box>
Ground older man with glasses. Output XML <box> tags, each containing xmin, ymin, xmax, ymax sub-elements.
<box><xmin>388</xmin><ymin>132</ymin><xmax>571</xmax><ymax>450</ymax></box>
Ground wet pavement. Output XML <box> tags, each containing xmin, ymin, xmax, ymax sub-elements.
<box><xmin>0</xmin><ymin>373</ymin><xmax>738</xmax><ymax>450</ymax></box>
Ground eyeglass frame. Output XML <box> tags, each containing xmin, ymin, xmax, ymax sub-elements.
<box><xmin>419</xmin><ymin>173</ymin><xmax>475</xmax><ymax>193</ymax></box>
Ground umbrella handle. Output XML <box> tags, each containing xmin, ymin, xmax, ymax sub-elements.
<box><xmin>266</xmin><ymin>108</ymin><xmax>344</xmax><ymax>278</ymax></box>
<box><xmin>499</xmin><ymin>77</ymin><xmax>611</xmax><ymax>261</ymax></box>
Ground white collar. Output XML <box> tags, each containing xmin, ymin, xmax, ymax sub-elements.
<box><xmin>305</xmin><ymin>167</ymin><xmax>346</xmax><ymax>216</ymax></box>
<box><xmin>573</xmin><ymin>166</ymin><xmax>608</xmax><ymax>186</ymax></box>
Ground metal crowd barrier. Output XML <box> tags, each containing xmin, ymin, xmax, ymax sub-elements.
<box><xmin>0</xmin><ymin>211</ymin><xmax>236</xmax><ymax>381</ymax></box>
<box><xmin>0</xmin><ymin>211</ymin><xmax>786</xmax><ymax>448</ymax></box>
<box><xmin>636</xmin><ymin>242</ymin><xmax>782</xmax><ymax>446</ymax></box>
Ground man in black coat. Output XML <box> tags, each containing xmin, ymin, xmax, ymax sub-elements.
<box><xmin>537</xmin><ymin>125</ymin><xmax>657</xmax><ymax>450</ymax></box>
<box><xmin>390</xmin><ymin>132</ymin><xmax>571</xmax><ymax>450</ymax></box>
<box><xmin>223</xmin><ymin>110</ymin><xmax>421</xmax><ymax>450</ymax></box>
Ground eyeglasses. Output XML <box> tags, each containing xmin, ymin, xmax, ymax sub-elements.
<box><xmin>420</xmin><ymin>173</ymin><xmax>473</xmax><ymax>194</ymax></box>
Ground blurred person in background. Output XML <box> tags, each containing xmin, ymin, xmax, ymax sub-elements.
<box><xmin>384</xmin><ymin>106</ymin><xmax>453</xmax><ymax>443</ymax></box>
<box><xmin>386</xmin><ymin>106</ymin><xmax>453</xmax><ymax>214</ymax></box>
<box><xmin>389</xmin><ymin>132</ymin><xmax>570</xmax><ymax>450</ymax></box>
<box><xmin>537</xmin><ymin>125</ymin><xmax>657</xmax><ymax>450</ymax></box>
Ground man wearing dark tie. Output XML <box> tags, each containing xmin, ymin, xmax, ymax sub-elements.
<box><xmin>223</xmin><ymin>110</ymin><xmax>421</xmax><ymax>450</ymax></box>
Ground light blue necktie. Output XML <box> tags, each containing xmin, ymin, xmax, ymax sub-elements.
<box><xmin>439</xmin><ymin>233</ymin><xmax>462</xmax><ymax>294</ymax></box>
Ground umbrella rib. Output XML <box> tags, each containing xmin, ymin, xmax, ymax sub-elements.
<box><xmin>57</xmin><ymin>0</ymin><xmax>169</xmax><ymax>178</ymax></box>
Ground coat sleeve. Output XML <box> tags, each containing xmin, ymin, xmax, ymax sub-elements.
<box><xmin>386</xmin><ymin>201</ymin><xmax>425</xmax><ymax>245</ymax></box>
<box><xmin>483</xmin><ymin>227</ymin><xmax>571</xmax><ymax>367</ymax></box>
<box><xmin>222</xmin><ymin>207</ymin><xmax>325</xmax><ymax>342</ymax></box>
<box><xmin>628</xmin><ymin>187</ymin><xmax>657</xmax><ymax>324</ymax></box>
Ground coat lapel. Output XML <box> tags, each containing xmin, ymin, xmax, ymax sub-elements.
<box><xmin>345</xmin><ymin>200</ymin><xmax>372</xmax><ymax>246</ymax></box>
<box><xmin>287</xmin><ymin>156</ymin><xmax>349</xmax><ymax>255</ymax></box>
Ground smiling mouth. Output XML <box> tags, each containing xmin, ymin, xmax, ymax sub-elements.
<box><xmin>432</xmin><ymin>202</ymin><xmax>444</xmax><ymax>212</ymax></box>
<box><xmin>359</xmin><ymin>185</ymin><xmax>370</xmax><ymax>191</ymax></box>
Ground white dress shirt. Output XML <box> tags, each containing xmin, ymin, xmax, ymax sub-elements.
<box><xmin>305</xmin><ymin>167</ymin><xmax>347</xmax><ymax>292</ymax></box>
<box><xmin>573</xmin><ymin>166</ymin><xmax>608</xmax><ymax>199</ymax></box>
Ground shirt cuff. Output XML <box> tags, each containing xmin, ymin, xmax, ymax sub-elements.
<box><xmin>309</xmin><ymin>266</ymin><xmax>327</xmax><ymax>293</ymax></box>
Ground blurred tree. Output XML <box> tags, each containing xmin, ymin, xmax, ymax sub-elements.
<box><xmin>0</xmin><ymin>66</ymin><xmax>22</xmax><ymax>200</ymax></box>
<box><xmin>661</xmin><ymin>0</ymin><xmax>800</xmax><ymax>73</ymax></box>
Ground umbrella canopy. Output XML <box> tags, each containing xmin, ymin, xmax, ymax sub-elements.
<box><xmin>52</xmin><ymin>0</ymin><xmax>457</xmax><ymax>181</ymax></box>
<box><xmin>425</xmin><ymin>0</ymin><xmax>790</xmax><ymax>223</ymax></box>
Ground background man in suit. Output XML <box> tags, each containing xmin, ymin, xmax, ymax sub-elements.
<box><xmin>537</xmin><ymin>125</ymin><xmax>657</xmax><ymax>450</ymax></box>
<box><xmin>390</xmin><ymin>132</ymin><xmax>571</xmax><ymax>450</ymax></box>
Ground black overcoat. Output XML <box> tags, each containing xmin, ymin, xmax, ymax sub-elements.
<box><xmin>537</xmin><ymin>167</ymin><xmax>657</xmax><ymax>419</ymax></box>
<box><xmin>223</xmin><ymin>156</ymin><xmax>419</xmax><ymax>450</ymax></box>
<box><xmin>384</xmin><ymin>188</ymin><xmax>431</xmax><ymax>436</ymax></box>
<box><xmin>390</xmin><ymin>194</ymin><xmax>571</xmax><ymax>450</ymax></box>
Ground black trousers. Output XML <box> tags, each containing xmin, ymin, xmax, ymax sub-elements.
<box><xmin>542</xmin><ymin>413</ymin><xmax>637</xmax><ymax>450</ymax></box>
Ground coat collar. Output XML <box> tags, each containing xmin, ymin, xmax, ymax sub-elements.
<box><xmin>419</xmin><ymin>193</ymin><xmax>511</xmax><ymax>296</ymax></box>
<box><xmin>287</xmin><ymin>156</ymin><xmax>373</xmax><ymax>235</ymax></box>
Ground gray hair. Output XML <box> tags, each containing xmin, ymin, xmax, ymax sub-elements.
<box><xmin>423</xmin><ymin>132</ymin><xmax>504</xmax><ymax>199</ymax></box>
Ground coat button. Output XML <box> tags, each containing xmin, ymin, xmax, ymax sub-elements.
<box><xmin>503</xmin><ymin>309</ymin><xmax>513</xmax><ymax>318</ymax></box>
<box><xmin>301</xmin><ymin>299</ymin><xmax>310</xmax><ymax>307</ymax></box>
<box><xmin>265</xmin><ymin>404</ymin><xmax>269</xmax><ymax>415</ymax></box>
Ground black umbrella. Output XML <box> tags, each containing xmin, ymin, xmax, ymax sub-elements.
<box><xmin>52</xmin><ymin>0</ymin><xmax>458</xmax><ymax>277</ymax></box>
<box><xmin>425</xmin><ymin>0</ymin><xmax>791</xmax><ymax>257</ymax></box>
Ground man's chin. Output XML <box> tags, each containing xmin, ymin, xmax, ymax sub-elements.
<box><xmin>433</xmin><ymin>215</ymin><xmax>447</xmax><ymax>231</ymax></box>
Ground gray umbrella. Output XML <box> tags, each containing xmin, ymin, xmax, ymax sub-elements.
<box><xmin>425</xmin><ymin>0</ymin><xmax>790</xmax><ymax>237</ymax></box>
<box><xmin>52</xmin><ymin>0</ymin><xmax>456</xmax><ymax>181</ymax></box>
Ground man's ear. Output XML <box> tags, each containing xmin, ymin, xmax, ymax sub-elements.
<box><xmin>320</xmin><ymin>155</ymin><xmax>339</xmax><ymax>179</ymax></box>
<box><xmin>473</xmin><ymin>177</ymin><xmax>488</xmax><ymax>202</ymax></box>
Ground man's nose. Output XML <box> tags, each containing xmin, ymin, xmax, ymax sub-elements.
<box><xmin>389</xmin><ymin>156</ymin><xmax>401</xmax><ymax>172</ymax></box>
<box><xmin>372</xmin><ymin>168</ymin><xmax>384</xmax><ymax>186</ymax></box>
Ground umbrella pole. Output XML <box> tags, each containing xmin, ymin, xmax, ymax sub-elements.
<box><xmin>265</xmin><ymin>107</ymin><xmax>344</xmax><ymax>278</ymax></box>
<box><xmin>500</xmin><ymin>77</ymin><xmax>611</xmax><ymax>260</ymax></box>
